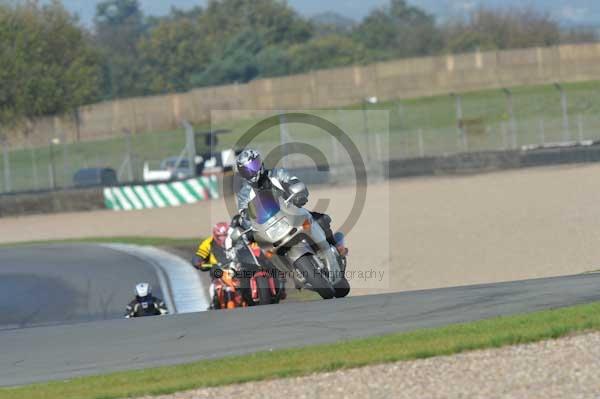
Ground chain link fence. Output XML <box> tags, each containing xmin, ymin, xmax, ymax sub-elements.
<box><xmin>2</xmin><ymin>84</ymin><xmax>600</xmax><ymax>194</ymax></box>
<box><xmin>0</xmin><ymin>127</ymin><xmax>189</xmax><ymax>193</ymax></box>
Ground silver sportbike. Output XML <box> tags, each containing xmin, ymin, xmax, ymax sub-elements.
<box><xmin>232</xmin><ymin>182</ymin><xmax>350</xmax><ymax>299</ymax></box>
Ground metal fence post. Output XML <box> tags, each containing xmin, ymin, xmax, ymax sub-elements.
<box><xmin>330</xmin><ymin>133</ymin><xmax>340</xmax><ymax>166</ymax></box>
<box><xmin>182</xmin><ymin>120</ymin><xmax>196</xmax><ymax>177</ymax></box>
<box><xmin>512</xmin><ymin>127</ymin><xmax>518</xmax><ymax>149</ymax></box>
<box><xmin>48</xmin><ymin>164</ymin><xmax>54</xmax><ymax>190</ymax></box>
<box><xmin>452</xmin><ymin>93</ymin><xmax>467</xmax><ymax>151</ymax></box>
<box><xmin>26</xmin><ymin>136</ymin><xmax>39</xmax><ymax>190</ymax></box>
<box><xmin>361</xmin><ymin>101</ymin><xmax>371</xmax><ymax>164</ymax></box>
<box><xmin>1</xmin><ymin>137</ymin><xmax>11</xmax><ymax>193</ymax></box>
<box><xmin>555</xmin><ymin>83</ymin><xmax>571</xmax><ymax>141</ymax></box>
<box><xmin>62</xmin><ymin>134</ymin><xmax>69</xmax><ymax>188</ymax></box>
<box><xmin>124</xmin><ymin>129</ymin><xmax>134</xmax><ymax>182</ymax></box>
<box><xmin>503</xmin><ymin>88</ymin><xmax>518</xmax><ymax>149</ymax></box>
<box><xmin>375</xmin><ymin>132</ymin><xmax>384</xmax><ymax>161</ymax></box>
<box><xmin>577</xmin><ymin>114</ymin><xmax>584</xmax><ymax>142</ymax></box>
<box><xmin>334</xmin><ymin>108</ymin><xmax>346</xmax><ymax>165</ymax></box>
<box><xmin>49</xmin><ymin>138</ymin><xmax>58</xmax><ymax>190</ymax></box>
<box><xmin>539</xmin><ymin>119</ymin><xmax>546</xmax><ymax>146</ymax></box>
<box><xmin>279</xmin><ymin>112</ymin><xmax>290</xmax><ymax>169</ymax></box>
<box><xmin>73</xmin><ymin>109</ymin><xmax>81</xmax><ymax>142</ymax></box>
<box><xmin>397</xmin><ymin>104</ymin><xmax>404</xmax><ymax>129</ymax></box>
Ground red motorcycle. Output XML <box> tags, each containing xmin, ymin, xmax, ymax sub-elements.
<box><xmin>212</xmin><ymin>264</ymin><xmax>247</xmax><ymax>310</ymax></box>
<box><xmin>243</xmin><ymin>242</ymin><xmax>286</xmax><ymax>306</ymax></box>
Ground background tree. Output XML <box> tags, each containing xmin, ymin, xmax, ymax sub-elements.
<box><xmin>560</xmin><ymin>27</ymin><xmax>598</xmax><ymax>45</ymax></box>
<box><xmin>196</xmin><ymin>0</ymin><xmax>313</xmax><ymax>47</ymax></box>
<box><xmin>354</xmin><ymin>0</ymin><xmax>443</xmax><ymax>60</ymax></box>
<box><xmin>138</xmin><ymin>0</ymin><xmax>314</xmax><ymax>90</ymax></box>
<box><xmin>0</xmin><ymin>0</ymin><xmax>101</xmax><ymax>132</ymax></box>
<box><xmin>137</xmin><ymin>15</ymin><xmax>209</xmax><ymax>93</ymax></box>
<box><xmin>190</xmin><ymin>29</ymin><xmax>264</xmax><ymax>87</ymax></box>
<box><xmin>94</xmin><ymin>0</ymin><xmax>145</xmax><ymax>98</ymax></box>
<box><xmin>310</xmin><ymin>12</ymin><xmax>356</xmax><ymax>37</ymax></box>
<box><xmin>288</xmin><ymin>35</ymin><xmax>368</xmax><ymax>73</ymax></box>
<box><xmin>255</xmin><ymin>45</ymin><xmax>292</xmax><ymax>77</ymax></box>
<box><xmin>2</xmin><ymin>0</ymin><xmax>598</xmax><ymax>114</ymax></box>
<box><xmin>442</xmin><ymin>7</ymin><xmax>562</xmax><ymax>53</ymax></box>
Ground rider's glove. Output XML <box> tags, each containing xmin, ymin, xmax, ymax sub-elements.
<box><xmin>231</xmin><ymin>214</ymin><xmax>243</xmax><ymax>228</ymax></box>
<box><xmin>227</xmin><ymin>260</ymin><xmax>239</xmax><ymax>273</ymax></box>
<box><xmin>226</xmin><ymin>247</ymin><xmax>237</xmax><ymax>261</ymax></box>
<box><xmin>293</xmin><ymin>194</ymin><xmax>308</xmax><ymax>207</ymax></box>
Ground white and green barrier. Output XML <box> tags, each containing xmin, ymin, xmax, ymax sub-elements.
<box><xmin>103</xmin><ymin>176</ymin><xmax>218</xmax><ymax>211</ymax></box>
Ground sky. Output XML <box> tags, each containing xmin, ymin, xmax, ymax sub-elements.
<box><xmin>55</xmin><ymin>0</ymin><xmax>385</xmax><ymax>24</ymax></box>
<box><xmin>52</xmin><ymin>0</ymin><xmax>600</xmax><ymax>27</ymax></box>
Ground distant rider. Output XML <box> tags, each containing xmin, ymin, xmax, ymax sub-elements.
<box><xmin>234</xmin><ymin>148</ymin><xmax>347</xmax><ymax>256</ymax></box>
<box><xmin>125</xmin><ymin>283</ymin><xmax>168</xmax><ymax>318</ymax></box>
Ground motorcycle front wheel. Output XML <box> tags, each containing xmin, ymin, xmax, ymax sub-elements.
<box><xmin>255</xmin><ymin>276</ymin><xmax>274</xmax><ymax>305</ymax></box>
<box><xmin>294</xmin><ymin>255</ymin><xmax>335</xmax><ymax>299</ymax></box>
<box><xmin>334</xmin><ymin>277</ymin><xmax>350</xmax><ymax>298</ymax></box>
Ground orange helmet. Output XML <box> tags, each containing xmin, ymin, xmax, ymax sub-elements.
<box><xmin>212</xmin><ymin>222</ymin><xmax>229</xmax><ymax>247</ymax></box>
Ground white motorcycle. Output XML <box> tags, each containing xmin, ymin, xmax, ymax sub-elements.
<box><xmin>232</xmin><ymin>183</ymin><xmax>350</xmax><ymax>299</ymax></box>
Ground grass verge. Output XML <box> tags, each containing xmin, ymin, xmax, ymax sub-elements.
<box><xmin>2</xmin><ymin>301</ymin><xmax>600</xmax><ymax>399</ymax></box>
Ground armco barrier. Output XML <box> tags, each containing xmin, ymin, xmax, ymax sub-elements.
<box><xmin>520</xmin><ymin>144</ymin><xmax>600</xmax><ymax>167</ymax></box>
<box><xmin>387</xmin><ymin>143</ymin><xmax>600</xmax><ymax>178</ymax></box>
<box><xmin>433</xmin><ymin>150</ymin><xmax>522</xmax><ymax>175</ymax></box>
<box><xmin>4</xmin><ymin>144</ymin><xmax>600</xmax><ymax>217</ymax></box>
<box><xmin>103</xmin><ymin>175</ymin><xmax>218</xmax><ymax>211</ymax></box>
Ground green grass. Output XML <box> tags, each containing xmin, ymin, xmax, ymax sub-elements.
<box><xmin>5</xmin><ymin>79</ymin><xmax>600</xmax><ymax>192</ymax></box>
<box><xmin>285</xmin><ymin>288</ymin><xmax>321</xmax><ymax>302</ymax></box>
<box><xmin>0</xmin><ymin>236</ymin><xmax>199</xmax><ymax>248</ymax></box>
<box><xmin>3</xmin><ymin>302</ymin><xmax>600</xmax><ymax>399</ymax></box>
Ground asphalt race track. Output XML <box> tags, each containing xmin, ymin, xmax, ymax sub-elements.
<box><xmin>2</xmin><ymin>271</ymin><xmax>600</xmax><ymax>386</ymax></box>
<box><xmin>0</xmin><ymin>244</ymin><xmax>168</xmax><ymax>330</ymax></box>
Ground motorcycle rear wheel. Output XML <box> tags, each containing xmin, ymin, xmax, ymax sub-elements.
<box><xmin>255</xmin><ymin>276</ymin><xmax>274</xmax><ymax>305</ymax></box>
<box><xmin>294</xmin><ymin>255</ymin><xmax>335</xmax><ymax>299</ymax></box>
<box><xmin>212</xmin><ymin>295</ymin><xmax>221</xmax><ymax>310</ymax></box>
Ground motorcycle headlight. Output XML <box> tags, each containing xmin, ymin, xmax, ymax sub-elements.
<box><xmin>267</xmin><ymin>219</ymin><xmax>290</xmax><ymax>240</ymax></box>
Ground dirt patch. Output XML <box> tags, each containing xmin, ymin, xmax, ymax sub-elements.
<box><xmin>2</xmin><ymin>164</ymin><xmax>600</xmax><ymax>295</ymax></box>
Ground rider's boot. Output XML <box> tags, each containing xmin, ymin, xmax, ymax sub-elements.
<box><xmin>312</xmin><ymin>212</ymin><xmax>348</xmax><ymax>257</ymax></box>
<box><xmin>333</xmin><ymin>232</ymin><xmax>348</xmax><ymax>258</ymax></box>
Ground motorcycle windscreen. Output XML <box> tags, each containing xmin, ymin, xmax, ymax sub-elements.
<box><xmin>248</xmin><ymin>190</ymin><xmax>281</xmax><ymax>224</ymax></box>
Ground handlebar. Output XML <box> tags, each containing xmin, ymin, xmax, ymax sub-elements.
<box><xmin>284</xmin><ymin>191</ymin><xmax>298</xmax><ymax>207</ymax></box>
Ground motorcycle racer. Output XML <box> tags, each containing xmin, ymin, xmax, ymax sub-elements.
<box><xmin>234</xmin><ymin>148</ymin><xmax>347</xmax><ymax>256</ymax></box>
<box><xmin>192</xmin><ymin>222</ymin><xmax>236</xmax><ymax>309</ymax></box>
<box><xmin>192</xmin><ymin>222</ymin><xmax>230</xmax><ymax>271</ymax></box>
<box><xmin>125</xmin><ymin>283</ymin><xmax>168</xmax><ymax>318</ymax></box>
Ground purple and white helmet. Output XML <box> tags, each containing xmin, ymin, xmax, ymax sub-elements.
<box><xmin>236</xmin><ymin>149</ymin><xmax>263</xmax><ymax>184</ymax></box>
